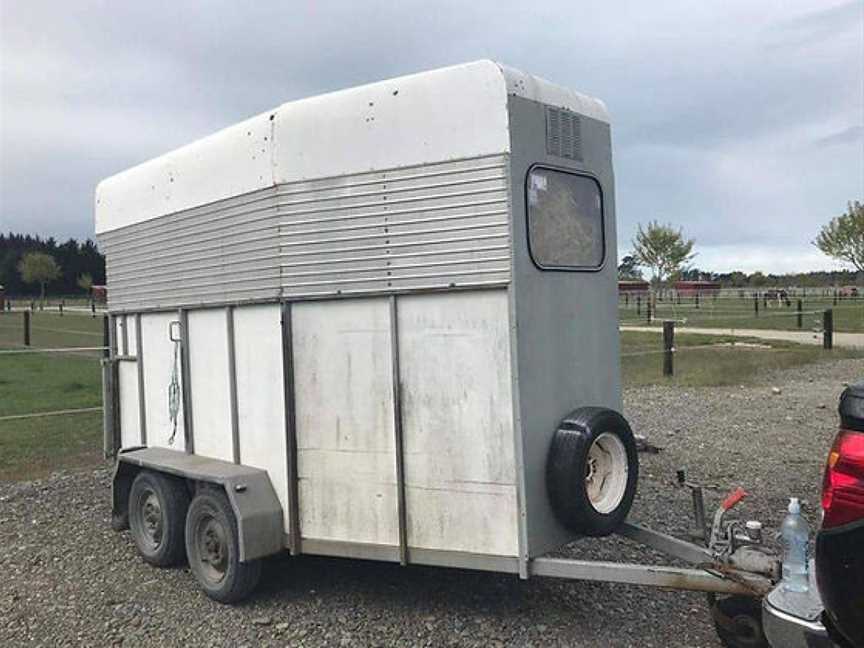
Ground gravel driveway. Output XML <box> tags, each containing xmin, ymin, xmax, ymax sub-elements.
<box><xmin>1</xmin><ymin>358</ymin><xmax>859</xmax><ymax>647</ymax></box>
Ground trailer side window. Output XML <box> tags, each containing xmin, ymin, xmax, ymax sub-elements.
<box><xmin>526</xmin><ymin>168</ymin><xmax>604</xmax><ymax>270</ymax></box>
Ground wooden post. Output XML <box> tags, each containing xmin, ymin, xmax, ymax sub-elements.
<box><xmin>23</xmin><ymin>310</ymin><xmax>31</xmax><ymax>346</ymax></box>
<box><xmin>695</xmin><ymin>292</ymin><xmax>700</xmax><ymax>309</ymax></box>
<box><xmin>796</xmin><ymin>299</ymin><xmax>803</xmax><ymax>329</ymax></box>
<box><xmin>663</xmin><ymin>320</ymin><xmax>675</xmax><ymax>377</ymax></box>
<box><xmin>646</xmin><ymin>298</ymin><xmax>652</xmax><ymax>323</ymax></box>
<box><xmin>59</xmin><ymin>300</ymin><xmax>64</xmax><ymax>316</ymax></box>
<box><xmin>91</xmin><ymin>301</ymin><xmax>96</xmax><ymax>318</ymax></box>
<box><xmin>754</xmin><ymin>293</ymin><xmax>759</xmax><ymax>316</ymax></box>
<box><xmin>823</xmin><ymin>309</ymin><xmax>833</xmax><ymax>350</ymax></box>
<box><xmin>636</xmin><ymin>295</ymin><xmax>641</xmax><ymax>316</ymax></box>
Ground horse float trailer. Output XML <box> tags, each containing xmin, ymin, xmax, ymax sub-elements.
<box><xmin>97</xmin><ymin>62</ymin><xmax>781</xmax><ymax>629</ymax></box>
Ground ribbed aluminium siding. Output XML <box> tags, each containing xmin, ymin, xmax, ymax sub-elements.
<box><xmin>99</xmin><ymin>154</ymin><xmax>511</xmax><ymax>310</ymax></box>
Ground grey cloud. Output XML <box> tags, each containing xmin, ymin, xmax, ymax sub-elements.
<box><xmin>1</xmin><ymin>0</ymin><xmax>862</xmax><ymax>272</ymax></box>
<box><xmin>811</xmin><ymin>125</ymin><xmax>864</xmax><ymax>148</ymax></box>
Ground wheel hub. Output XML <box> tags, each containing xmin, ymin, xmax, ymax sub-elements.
<box><xmin>584</xmin><ymin>432</ymin><xmax>629</xmax><ymax>514</ymax></box>
<box><xmin>141</xmin><ymin>491</ymin><xmax>163</xmax><ymax>547</ymax></box>
<box><xmin>197</xmin><ymin>516</ymin><xmax>228</xmax><ymax>583</ymax></box>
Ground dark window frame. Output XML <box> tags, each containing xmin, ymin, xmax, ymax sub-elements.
<box><xmin>524</xmin><ymin>165</ymin><xmax>606</xmax><ymax>273</ymax></box>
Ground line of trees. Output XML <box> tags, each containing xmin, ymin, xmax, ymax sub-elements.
<box><xmin>619</xmin><ymin>201</ymin><xmax>863</xmax><ymax>288</ymax></box>
<box><xmin>0</xmin><ymin>234</ymin><xmax>105</xmax><ymax>296</ymax></box>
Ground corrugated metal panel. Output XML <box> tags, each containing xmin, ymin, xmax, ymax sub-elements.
<box><xmin>277</xmin><ymin>155</ymin><xmax>511</xmax><ymax>297</ymax></box>
<box><xmin>99</xmin><ymin>155</ymin><xmax>511</xmax><ymax>310</ymax></box>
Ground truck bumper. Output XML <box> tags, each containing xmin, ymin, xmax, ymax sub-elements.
<box><xmin>762</xmin><ymin>564</ymin><xmax>833</xmax><ymax>648</ymax></box>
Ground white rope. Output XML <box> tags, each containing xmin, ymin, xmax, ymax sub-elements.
<box><xmin>0</xmin><ymin>346</ymin><xmax>107</xmax><ymax>355</ymax></box>
<box><xmin>0</xmin><ymin>406</ymin><xmax>103</xmax><ymax>422</ymax></box>
<box><xmin>167</xmin><ymin>338</ymin><xmax>181</xmax><ymax>446</ymax></box>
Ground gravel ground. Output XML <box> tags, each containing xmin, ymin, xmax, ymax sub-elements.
<box><xmin>1</xmin><ymin>358</ymin><xmax>860</xmax><ymax>647</ymax></box>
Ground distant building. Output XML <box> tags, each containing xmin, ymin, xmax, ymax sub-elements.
<box><xmin>91</xmin><ymin>285</ymin><xmax>107</xmax><ymax>303</ymax></box>
<box><xmin>674</xmin><ymin>280</ymin><xmax>720</xmax><ymax>297</ymax></box>
<box><xmin>618</xmin><ymin>280</ymin><xmax>650</xmax><ymax>294</ymax></box>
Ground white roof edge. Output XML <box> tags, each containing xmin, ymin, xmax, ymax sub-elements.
<box><xmin>95</xmin><ymin>60</ymin><xmax>608</xmax><ymax>234</ymax></box>
<box><xmin>494</xmin><ymin>62</ymin><xmax>610</xmax><ymax>124</ymax></box>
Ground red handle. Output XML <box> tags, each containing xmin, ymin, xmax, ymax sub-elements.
<box><xmin>721</xmin><ymin>487</ymin><xmax>747</xmax><ymax>510</ymax></box>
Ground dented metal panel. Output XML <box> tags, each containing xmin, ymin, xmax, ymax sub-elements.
<box><xmin>397</xmin><ymin>290</ymin><xmax>519</xmax><ymax>557</ymax></box>
<box><xmin>292</xmin><ymin>298</ymin><xmax>399</xmax><ymax>547</ymax></box>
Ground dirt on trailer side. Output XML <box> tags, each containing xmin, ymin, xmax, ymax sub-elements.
<box><xmin>1</xmin><ymin>358</ymin><xmax>858</xmax><ymax>647</ymax></box>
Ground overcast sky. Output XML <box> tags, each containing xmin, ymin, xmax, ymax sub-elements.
<box><xmin>1</xmin><ymin>0</ymin><xmax>862</xmax><ymax>273</ymax></box>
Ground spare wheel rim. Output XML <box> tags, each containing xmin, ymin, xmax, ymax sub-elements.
<box><xmin>585</xmin><ymin>432</ymin><xmax>628</xmax><ymax>514</ymax></box>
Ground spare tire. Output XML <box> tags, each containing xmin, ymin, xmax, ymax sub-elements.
<box><xmin>546</xmin><ymin>406</ymin><xmax>638</xmax><ymax>536</ymax></box>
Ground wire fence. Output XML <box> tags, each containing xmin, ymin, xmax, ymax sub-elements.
<box><xmin>618</xmin><ymin>290</ymin><xmax>863</xmax><ymax>333</ymax></box>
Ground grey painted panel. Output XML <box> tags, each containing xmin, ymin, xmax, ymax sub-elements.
<box><xmin>99</xmin><ymin>155</ymin><xmax>512</xmax><ymax>310</ymax></box>
<box><xmin>507</xmin><ymin>95</ymin><xmax>621</xmax><ymax>559</ymax></box>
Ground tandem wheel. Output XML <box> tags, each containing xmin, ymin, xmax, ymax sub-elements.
<box><xmin>128</xmin><ymin>470</ymin><xmax>189</xmax><ymax>567</ymax></box>
<box><xmin>185</xmin><ymin>487</ymin><xmax>262</xmax><ymax>603</ymax></box>
<box><xmin>127</xmin><ymin>470</ymin><xmax>263</xmax><ymax>603</ymax></box>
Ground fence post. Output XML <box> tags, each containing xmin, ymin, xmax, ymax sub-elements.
<box><xmin>823</xmin><ymin>309</ymin><xmax>833</xmax><ymax>350</ymax></box>
<box><xmin>646</xmin><ymin>298</ymin><xmax>652</xmax><ymax>323</ymax></box>
<box><xmin>833</xmin><ymin>290</ymin><xmax>838</xmax><ymax>306</ymax></box>
<box><xmin>754</xmin><ymin>293</ymin><xmax>759</xmax><ymax>316</ymax></box>
<box><xmin>102</xmin><ymin>315</ymin><xmax>111</xmax><ymax>359</ymax></box>
<box><xmin>59</xmin><ymin>300</ymin><xmax>64</xmax><ymax>317</ymax></box>
<box><xmin>23</xmin><ymin>310</ymin><xmax>31</xmax><ymax>346</ymax></box>
<box><xmin>663</xmin><ymin>320</ymin><xmax>675</xmax><ymax>377</ymax></box>
<box><xmin>91</xmin><ymin>301</ymin><xmax>96</xmax><ymax>318</ymax></box>
<box><xmin>636</xmin><ymin>295</ymin><xmax>641</xmax><ymax>316</ymax></box>
<box><xmin>796</xmin><ymin>299</ymin><xmax>802</xmax><ymax>329</ymax></box>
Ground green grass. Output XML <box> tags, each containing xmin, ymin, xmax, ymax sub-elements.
<box><xmin>0</xmin><ymin>310</ymin><xmax>104</xmax><ymax>349</ymax></box>
<box><xmin>620</xmin><ymin>330</ymin><xmax>864</xmax><ymax>387</ymax></box>
<box><xmin>619</xmin><ymin>296</ymin><xmax>864</xmax><ymax>333</ymax></box>
<box><xmin>0</xmin><ymin>411</ymin><xmax>103</xmax><ymax>481</ymax></box>
<box><xmin>1</xmin><ymin>317</ymin><xmax>105</xmax><ymax>482</ymax></box>
<box><xmin>0</xmin><ymin>353</ymin><xmax>102</xmax><ymax>417</ymax></box>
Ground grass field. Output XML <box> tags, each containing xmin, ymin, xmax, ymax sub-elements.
<box><xmin>0</xmin><ymin>310</ymin><xmax>105</xmax><ymax>348</ymax></box>
<box><xmin>619</xmin><ymin>330</ymin><xmax>863</xmax><ymax>386</ymax></box>
<box><xmin>619</xmin><ymin>295</ymin><xmax>864</xmax><ymax>332</ymax></box>
<box><xmin>1</xmin><ymin>309</ymin><xmax>861</xmax><ymax>482</ymax></box>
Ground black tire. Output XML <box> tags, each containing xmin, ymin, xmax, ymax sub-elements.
<box><xmin>128</xmin><ymin>470</ymin><xmax>190</xmax><ymax>566</ymax></box>
<box><xmin>711</xmin><ymin>596</ymin><xmax>768</xmax><ymax>648</ymax></box>
<box><xmin>185</xmin><ymin>488</ymin><xmax>262</xmax><ymax>603</ymax></box>
<box><xmin>546</xmin><ymin>406</ymin><xmax>638</xmax><ymax>536</ymax></box>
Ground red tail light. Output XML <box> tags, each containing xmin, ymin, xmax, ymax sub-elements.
<box><xmin>822</xmin><ymin>429</ymin><xmax>864</xmax><ymax>529</ymax></box>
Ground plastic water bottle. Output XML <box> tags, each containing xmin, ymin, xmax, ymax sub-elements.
<box><xmin>780</xmin><ymin>497</ymin><xmax>810</xmax><ymax>593</ymax></box>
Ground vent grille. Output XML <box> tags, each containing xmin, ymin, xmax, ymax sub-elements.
<box><xmin>545</xmin><ymin>107</ymin><xmax>582</xmax><ymax>161</ymax></box>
